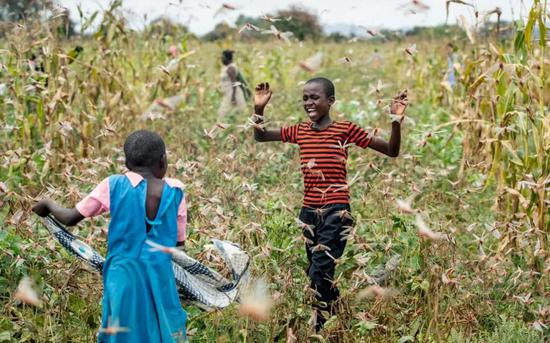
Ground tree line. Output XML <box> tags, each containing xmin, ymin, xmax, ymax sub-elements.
<box><xmin>0</xmin><ymin>0</ymin><xmax>508</xmax><ymax>42</ymax></box>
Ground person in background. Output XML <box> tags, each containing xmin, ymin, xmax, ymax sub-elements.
<box><xmin>168</xmin><ymin>45</ymin><xmax>178</xmax><ymax>58</ymax></box>
<box><xmin>445</xmin><ymin>43</ymin><xmax>456</xmax><ymax>88</ymax></box>
<box><xmin>370</xmin><ymin>48</ymin><xmax>382</xmax><ymax>69</ymax></box>
<box><xmin>218</xmin><ymin>50</ymin><xmax>248</xmax><ymax>117</ymax></box>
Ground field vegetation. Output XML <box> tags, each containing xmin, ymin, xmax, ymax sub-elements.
<box><xmin>0</xmin><ymin>0</ymin><xmax>548</xmax><ymax>342</ymax></box>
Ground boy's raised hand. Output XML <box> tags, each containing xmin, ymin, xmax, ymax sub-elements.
<box><xmin>390</xmin><ymin>89</ymin><xmax>408</xmax><ymax>116</ymax></box>
<box><xmin>254</xmin><ymin>82</ymin><xmax>272</xmax><ymax>110</ymax></box>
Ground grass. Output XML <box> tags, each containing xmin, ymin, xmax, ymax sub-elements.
<box><xmin>0</xmin><ymin>2</ymin><xmax>548</xmax><ymax>342</ymax></box>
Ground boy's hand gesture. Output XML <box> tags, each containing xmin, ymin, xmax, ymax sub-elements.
<box><xmin>254</xmin><ymin>82</ymin><xmax>272</xmax><ymax>110</ymax></box>
<box><xmin>390</xmin><ymin>89</ymin><xmax>408</xmax><ymax>116</ymax></box>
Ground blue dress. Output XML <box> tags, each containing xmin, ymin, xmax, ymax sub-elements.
<box><xmin>97</xmin><ymin>175</ymin><xmax>187</xmax><ymax>342</ymax></box>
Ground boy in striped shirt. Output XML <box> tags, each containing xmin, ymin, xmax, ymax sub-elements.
<box><xmin>252</xmin><ymin>78</ymin><xmax>408</xmax><ymax>331</ymax></box>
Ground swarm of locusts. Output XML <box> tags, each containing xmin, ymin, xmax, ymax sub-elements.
<box><xmin>0</xmin><ymin>0</ymin><xmax>548</xmax><ymax>342</ymax></box>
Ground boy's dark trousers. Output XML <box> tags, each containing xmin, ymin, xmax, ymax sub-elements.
<box><xmin>299</xmin><ymin>203</ymin><xmax>353</xmax><ymax>331</ymax></box>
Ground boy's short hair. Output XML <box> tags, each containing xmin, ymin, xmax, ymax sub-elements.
<box><xmin>306</xmin><ymin>77</ymin><xmax>335</xmax><ymax>98</ymax></box>
<box><xmin>222</xmin><ymin>50</ymin><xmax>234</xmax><ymax>61</ymax></box>
<box><xmin>124</xmin><ymin>130</ymin><xmax>166</xmax><ymax>168</ymax></box>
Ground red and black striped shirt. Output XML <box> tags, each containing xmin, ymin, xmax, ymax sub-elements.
<box><xmin>280</xmin><ymin>121</ymin><xmax>372</xmax><ymax>207</ymax></box>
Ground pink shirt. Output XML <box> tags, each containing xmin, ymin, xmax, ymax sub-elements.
<box><xmin>76</xmin><ymin>172</ymin><xmax>187</xmax><ymax>242</ymax></box>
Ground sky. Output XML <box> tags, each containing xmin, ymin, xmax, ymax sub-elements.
<box><xmin>57</xmin><ymin>0</ymin><xmax>536</xmax><ymax>35</ymax></box>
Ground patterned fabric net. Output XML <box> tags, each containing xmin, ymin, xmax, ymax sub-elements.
<box><xmin>42</xmin><ymin>215</ymin><xmax>250</xmax><ymax>310</ymax></box>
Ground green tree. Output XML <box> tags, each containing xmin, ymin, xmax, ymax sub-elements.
<box><xmin>274</xmin><ymin>6</ymin><xmax>322</xmax><ymax>41</ymax></box>
<box><xmin>147</xmin><ymin>16</ymin><xmax>189</xmax><ymax>37</ymax></box>
<box><xmin>203</xmin><ymin>22</ymin><xmax>236</xmax><ymax>41</ymax></box>
<box><xmin>234</xmin><ymin>14</ymin><xmax>264</xmax><ymax>40</ymax></box>
<box><xmin>0</xmin><ymin>0</ymin><xmax>75</xmax><ymax>37</ymax></box>
<box><xmin>0</xmin><ymin>0</ymin><xmax>54</xmax><ymax>21</ymax></box>
<box><xmin>327</xmin><ymin>32</ymin><xmax>347</xmax><ymax>42</ymax></box>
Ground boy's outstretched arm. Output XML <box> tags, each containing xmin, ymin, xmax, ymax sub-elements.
<box><xmin>368</xmin><ymin>122</ymin><xmax>401</xmax><ymax>157</ymax></box>
<box><xmin>253</xmin><ymin>82</ymin><xmax>282</xmax><ymax>142</ymax></box>
<box><xmin>33</xmin><ymin>199</ymin><xmax>84</xmax><ymax>226</ymax></box>
<box><xmin>368</xmin><ymin>90</ymin><xmax>408</xmax><ymax>158</ymax></box>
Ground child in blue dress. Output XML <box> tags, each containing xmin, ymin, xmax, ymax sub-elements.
<box><xmin>33</xmin><ymin>130</ymin><xmax>187</xmax><ymax>342</ymax></box>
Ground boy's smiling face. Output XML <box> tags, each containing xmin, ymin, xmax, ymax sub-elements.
<box><xmin>303</xmin><ymin>82</ymin><xmax>335</xmax><ymax>123</ymax></box>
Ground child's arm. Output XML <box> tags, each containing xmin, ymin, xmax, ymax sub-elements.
<box><xmin>368</xmin><ymin>90</ymin><xmax>408</xmax><ymax>157</ymax></box>
<box><xmin>33</xmin><ymin>177</ymin><xmax>110</xmax><ymax>227</ymax></box>
<box><xmin>368</xmin><ymin>123</ymin><xmax>401</xmax><ymax>157</ymax></box>
<box><xmin>253</xmin><ymin>82</ymin><xmax>282</xmax><ymax>142</ymax></box>
<box><xmin>32</xmin><ymin>199</ymin><xmax>84</xmax><ymax>226</ymax></box>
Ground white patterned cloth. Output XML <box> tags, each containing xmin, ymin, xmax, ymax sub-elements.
<box><xmin>42</xmin><ymin>215</ymin><xmax>250</xmax><ymax>310</ymax></box>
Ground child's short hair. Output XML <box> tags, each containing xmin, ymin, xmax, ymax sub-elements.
<box><xmin>124</xmin><ymin>130</ymin><xmax>166</xmax><ymax>168</ymax></box>
<box><xmin>222</xmin><ymin>50</ymin><xmax>234</xmax><ymax>61</ymax></box>
<box><xmin>306</xmin><ymin>77</ymin><xmax>335</xmax><ymax>98</ymax></box>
